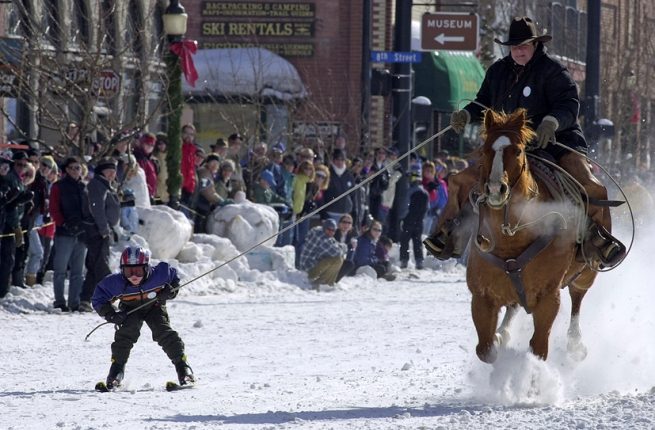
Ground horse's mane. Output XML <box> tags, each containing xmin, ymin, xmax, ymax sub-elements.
<box><xmin>480</xmin><ymin>108</ymin><xmax>536</xmax><ymax>149</ymax></box>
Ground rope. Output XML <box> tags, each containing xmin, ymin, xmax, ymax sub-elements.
<box><xmin>84</xmin><ymin>125</ymin><xmax>455</xmax><ymax>340</ymax></box>
<box><xmin>0</xmin><ymin>221</ymin><xmax>55</xmax><ymax>238</ymax></box>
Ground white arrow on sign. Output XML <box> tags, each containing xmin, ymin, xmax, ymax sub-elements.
<box><xmin>434</xmin><ymin>34</ymin><xmax>465</xmax><ymax>44</ymax></box>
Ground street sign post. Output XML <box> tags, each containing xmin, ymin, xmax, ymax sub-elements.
<box><xmin>421</xmin><ymin>12</ymin><xmax>479</xmax><ymax>51</ymax></box>
<box><xmin>371</xmin><ymin>51</ymin><xmax>422</xmax><ymax>63</ymax></box>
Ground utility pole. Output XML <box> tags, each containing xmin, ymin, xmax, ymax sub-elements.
<box><xmin>388</xmin><ymin>0</ymin><xmax>412</xmax><ymax>242</ymax></box>
<box><xmin>360</xmin><ymin>0</ymin><xmax>372</xmax><ymax>152</ymax></box>
<box><xmin>584</xmin><ymin>0</ymin><xmax>601</xmax><ymax>139</ymax></box>
<box><xmin>392</xmin><ymin>0</ymin><xmax>412</xmax><ymax>164</ymax></box>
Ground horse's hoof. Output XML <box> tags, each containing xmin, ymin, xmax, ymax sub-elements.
<box><xmin>567</xmin><ymin>338</ymin><xmax>588</xmax><ymax>361</ymax></box>
<box><xmin>495</xmin><ymin>330</ymin><xmax>511</xmax><ymax>346</ymax></box>
<box><xmin>477</xmin><ymin>344</ymin><xmax>497</xmax><ymax>364</ymax></box>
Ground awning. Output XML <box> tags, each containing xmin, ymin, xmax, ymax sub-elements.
<box><xmin>182</xmin><ymin>48</ymin><xmax>307</xmax><ymax>101</ymax></box>
<box><xmin>413</xmin><ymin>51</ymin><xmax>485</xmax><ymax>112</ymax></box>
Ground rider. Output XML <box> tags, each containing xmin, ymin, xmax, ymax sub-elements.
<box><xmin>92</xmin><ymin>246</ymin><xmax>195</xmax><ymax>389</ymax></box>
<box><xmin>423</xmin><ymin>16</ymin><xmax>625</xmax><ymax>268</ymax></box>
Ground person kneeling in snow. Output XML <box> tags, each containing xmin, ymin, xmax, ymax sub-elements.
<box><xmin>299</xmin><ymin>218</ymin><xmax>347</xmax><ymax>289</ymax></box>
<box><xmin>91</xmin><ymin>246</ymin><xmax>195</xmax><ymax>389</ymax></box>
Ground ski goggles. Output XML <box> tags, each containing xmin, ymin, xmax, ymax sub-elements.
<box><xmin>122</xmin><ymin>265</ymin><xmax>147</xmax><ymax>278</ymax></box>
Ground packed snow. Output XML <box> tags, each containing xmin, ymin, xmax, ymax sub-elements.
<box><xmin>1</xmin><ymin>203</ymin><xmax>654</xmax><ymax>430</ymax></box>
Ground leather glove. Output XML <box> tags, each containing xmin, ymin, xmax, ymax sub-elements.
<box><xmin>105</xmin><ymin>310</ymin><xmax>127</xmax><ymax>326</ymax></box>
<box><xmin>536</xmin><ymin>115</ymin><xmax>559</xmax><ymax>149</ymax></box>
<box><xmin>157</xmin><ymin>283</ymin><xmax>178</xmax><ymax>303</ymax></box>
<box><xmin>14</xmin><ymin>227</ymin><xmax>24</xmax><ymax>248</ymax></box>
<box><xmin>450</xmin><ymin>109</ymin><xmax>470</xmax><ymax>134</ymax></box>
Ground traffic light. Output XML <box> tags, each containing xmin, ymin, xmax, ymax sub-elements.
<box><xmin>371</xmin><ymin>68</ymin><xmax>392</xmax><ymax>96</ymax></box>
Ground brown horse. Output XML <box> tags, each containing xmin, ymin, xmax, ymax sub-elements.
<box><xmin>467</xmin><ymin>108</ymin><xmax>597</xmax><ymax>363</ymax></box>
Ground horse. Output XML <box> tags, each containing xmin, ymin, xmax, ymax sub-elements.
<box><xmin>466</xmin><ymin>108</ymin><xmax>597</xmax><ymax>363</ymax></box>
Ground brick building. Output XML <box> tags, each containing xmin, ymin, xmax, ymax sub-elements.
<box><xmin>183</xmin><ymin>0</ymin><xmax>395</xmax><ymax>154</ymax></box>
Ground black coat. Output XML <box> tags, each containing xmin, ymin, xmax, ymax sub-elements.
<box><xmin>322</xmin><ymin>166</ymin><xmax>355</xmax><ymax>215</ymax></box>
<box><xmin>465</xmin><ymin>44</ymin><xmax>587</xmax><ymax>155</ymax></box>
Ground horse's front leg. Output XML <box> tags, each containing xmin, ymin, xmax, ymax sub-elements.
<box><xmin>495</xmin><ymin>303</ymin><xmax>520</xmax><ymax>346</ymax></box>
<box><xmin>529</xmin><ymin>289</ymin><xmax>560</xmax><ymax>360</ymax></box>
<box><xmin>471</xmin><ymin>294</ymin><xmax>500</xmax><ymax>363</ymax></box>
<box><xmin>567</xmin><ymin>284</ymin><xmax>590</xmax><ymax>361</ymax></box>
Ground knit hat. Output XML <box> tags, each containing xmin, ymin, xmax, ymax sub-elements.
<box><xmin>259</xmin><ymin>169</ymin><xmax>276</xmax><ymax>187</ymax></box>
<box><xmin>12</xmin><ymin>151</ymin><xmax>27</xmax><ymax>161</ymax></box>
<box><xmin>40</xmin><ymin>155</ymin><xmax>56</xmax><ymax>169</ymax></box>
<box><xmin>94</xmin><ymin>157</ymin><xmax>118</xmax><ymax>175</ymax></box>
<box><xmin>322</xmin><ymin>218</ymin><xmax>337</xmax><ymax>230</ymax></box>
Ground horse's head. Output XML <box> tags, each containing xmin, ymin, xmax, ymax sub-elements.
<box><xmin>478</xmin><ymin>109</ymin><xmax>536</xmax><ymax>209</ymax></box>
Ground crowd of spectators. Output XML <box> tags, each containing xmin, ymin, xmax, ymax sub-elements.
<box><xmin>0</xmin><ymin>124</ymin><xmax>467</xmax><ymax>304</ymax></box>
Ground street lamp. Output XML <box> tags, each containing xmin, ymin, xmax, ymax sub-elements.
<box><xmin>163</xmin><ymin>0</ymin><xmax>188</xmax><ymax>209</ymax></box>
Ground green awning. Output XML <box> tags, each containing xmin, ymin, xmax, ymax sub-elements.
<box><xmin>413</xmin><ymin>51</ymin><xmax>485</xmax><ymax>112</ymax></box>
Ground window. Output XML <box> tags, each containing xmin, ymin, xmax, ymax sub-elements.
<box><xmin>70</xmin><ymin>0</ymin><xmax>90</xmax><ymax>48</ymax></box>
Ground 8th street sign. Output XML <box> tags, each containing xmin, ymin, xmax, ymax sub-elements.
<box><xmin>421</xmin><ymin>12</ymin><xmax>479</xmax><ymax>51</ymax></box>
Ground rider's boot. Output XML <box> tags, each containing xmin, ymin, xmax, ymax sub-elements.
<box><xmin>559</xmin><ymin>152</ymin><xmax>626</xmax><ymax>268</ymax></box>
<box><xmin>423</xmin><ymin>166</ymin><xmax>478</xmax><ymax>260</ymax></box>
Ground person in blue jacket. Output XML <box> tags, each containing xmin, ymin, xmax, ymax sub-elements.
<box><xmin>92</xmin><ymin>246</ymin><xmax>195</xmax><ymax>389</ymax></box>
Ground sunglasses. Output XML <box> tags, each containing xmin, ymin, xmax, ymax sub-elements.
<box><xmin>67</xmin><ymin>165</ymin><xmax>82</xmax><ymax>171</ymax></box>
<box><xmin>316</xmin><ymin>173</ymin><xmax>327</xmax><ymax>178</ymax></box>
<box><xmin>40</xmin><ymin>162</ymin><xmax>52</xmax><ymax>168</ymax></box>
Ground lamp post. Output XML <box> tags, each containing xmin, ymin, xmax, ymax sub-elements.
<box><xmin>163</xmin><ymin>0</ymin><xmax>188</xmax><ymax>208</ymax></box>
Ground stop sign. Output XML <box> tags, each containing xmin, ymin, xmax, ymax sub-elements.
<box><xmin>93</xmin><ymin>69</ymin><xmax>121</xmax><ymax>98</ymax></box>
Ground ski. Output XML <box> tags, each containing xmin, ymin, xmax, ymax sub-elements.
<box><xmin>165</xmin><ymin>380</ymin><xmax>195</xmax><ymax>391</ymax></box>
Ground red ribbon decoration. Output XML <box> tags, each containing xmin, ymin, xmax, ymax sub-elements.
<box><xmin>170</xmin><ymin>39</ymin><xmax>198</xmax><ymax>88</ymax></box>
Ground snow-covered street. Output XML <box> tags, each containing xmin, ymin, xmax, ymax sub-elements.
<box><xmin>2</xmin><ymin>228</ymin><xmax>655</xmax><ymax>430</ymax></box>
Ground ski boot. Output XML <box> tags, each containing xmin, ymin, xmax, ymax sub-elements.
<box><xmin>106</xmin><ymin>362</ymin><xmax>125</xmax><ymax>390</ymax></box>
<box><xmin>174</xmin><ymin>356</ymin><xmax>195</xmax><ymax>386</ymax></box>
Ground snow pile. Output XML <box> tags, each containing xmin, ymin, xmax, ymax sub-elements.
<box><xmin>207</xmin><ymin>199</ymin><xmax>279</xmax><ymax>252</ymax></box>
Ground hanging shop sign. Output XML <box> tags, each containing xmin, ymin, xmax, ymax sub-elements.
<box><xmin>202</xmin><ymin>2</ymin><xmax>315</xmax><ymax>18</ymax></box>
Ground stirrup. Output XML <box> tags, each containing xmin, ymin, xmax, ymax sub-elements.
<box><xmin>423</xmin><ymin>227</ymin><xmax>460</xmax><ymax>261</ymax></box>
<box><xmin>582</xmin><ymin>224</ymin><xmax>626</xmax><ymax>269</ymax></box>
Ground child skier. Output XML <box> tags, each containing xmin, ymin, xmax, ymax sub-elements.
<box><xmin>92</xmin><ymin>245</ymin><xmax>195</xmax><ymax>390</ymax></box>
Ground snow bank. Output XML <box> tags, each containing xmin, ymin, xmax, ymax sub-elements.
<box><xmin>207</xmin><ymin>200</ymin><xmax>279</xmax><ymax>252</ymax></box>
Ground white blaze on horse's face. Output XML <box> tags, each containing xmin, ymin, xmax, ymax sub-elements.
<box><xmin>486</xmin><ymin>135</ymin><xmax>511</xmax><ymax>208</ymax></box>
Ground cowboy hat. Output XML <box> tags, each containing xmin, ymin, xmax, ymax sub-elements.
<box><xmin>494</xmin><ymin>17</ymin><xmax>552</xmax><ymax>46</ymax></box>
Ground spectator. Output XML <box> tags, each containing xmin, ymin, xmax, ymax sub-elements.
<box><xmin>292</xmin><ymin>160</ymin><xmax>316</xmax><ymax>268</ymax></box>
<box><xmin>299</xmin><ymin>218</ymin><xmax>347</xmax><ymax>289</ymax></box>
<box><xmin>12</xmin><ymin>161</ymin><xmax>36</xmax><ymax>289</ymax></box>
<box><xmin>0</xmin><ymin>151</ymin><xmax>33</xmax><ymax>297</ymax></box>
<box><xmin>368</xmin><ymin>147</ymin><xmax>389</xmax><ymax>222</ymax></box>
<box><xmin>422</xmin><ymin>160</ymin><xmax>448</xmax><ymax>235</ymax></box>
<box><xmin>321</xmin><ymin>149</ymin><xmax>355</xmax><ymax>223</ymax></box>
<box><xmin>399</xmin><ymin>165</ymin><xmax>429</xmax><ymax>270</ymax></box>
<box><xmin>253</xmin><ymin>169</ymin><xmax>287</xmax><ymax>206</ymax></box>
<box><xmin>349</xmin><ymin>156</ymin><xmax>369</xmax><ymax>235</ymax></box>
<box><xmin>49</xmin><ymin>156</ymin><xmax>91</xmax><ymax>311</ymax></box>
<box><xmin>334</xmin><ymin>213</ymin><xmax>357</xmax><ymax>280</ymax></box>
<box><xmin>134</xmin><ymin>133</ymin><xmax>158</xmax><ymax>201</ymax></box>
<box><xmin>153</xmin><ymin>133</ymin><xmax>169</xmax><ymax>204</ymax></box>
<box><xmin>380</xmin><ymin>148</ymin><xmax>403</xmax><ymax>232</ymax></box>
<box><xmin>375</xmin><ymin>236</ymin><xmax>395</xmax><ymax>280</ymax></box>
<box><xmin>180</xmin><ymin>124</ymin><xmax>197</xmax><ymax>209</ymax></box>
<box><xmin>36</xmin><ymin>161</ymin><xmax>58</xmax><ymax>285</ymax></box>
<box><xmin>352</xmin><ymin>219</ymin><xmax>394</xmax><ymax>280</ymax></box>
<box><xmin>25</xmin><ymin>155</ymin><xmax>55</xmax><ymax>286</ymax></box>
<box><xmin>295</xmin><ymin>147</ymin><xmax>315</xmax><ymax>168</ymax></box>
<box><xmin>80</xmin><ymin>158</ymin><xmax>120</xmax><ymax>312</ymax></box>
<box><xmin>226</xmin><ymin>133</ymin><xmax>246</xmax><ymax>194</ymax></box>
<box><xmin>210</xmin><ymin>138</ymin><xmax>228</xmax><ymax>161</ymax></box>
<box><xmin>215</xmin><ymin>159</ymin><xmax>236</xmax><ymax>200</ymax></box>
<box><xmin>193</xmin><ymin>154</ymin><xmax>225</xmax><ymax>233</ymax></box>
<box><xmin>333</xmin><ymin>134</ymin><xmax>348</xmax><ymax>160</ymax></box>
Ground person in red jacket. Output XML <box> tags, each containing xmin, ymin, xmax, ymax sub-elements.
<box><xmin>134</xmin><ymin>133</ymin><xmax>158</xmax><ymax>201</ymax></box>
<box><xmin>180</xmin><ymin>124</ymin><xmax>198</xmax><ymax>211</ymax></box>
